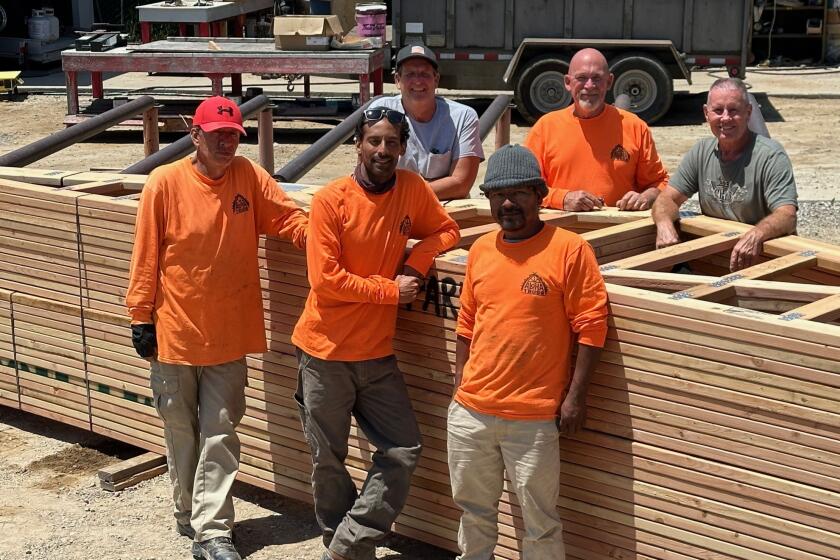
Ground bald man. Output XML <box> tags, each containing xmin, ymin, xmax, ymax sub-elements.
<box><xmin>524</xmin><ymin>48</ymin><xmax>669</xmax><ymax>212</ymax></box>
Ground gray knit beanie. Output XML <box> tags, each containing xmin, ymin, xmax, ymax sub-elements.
<box><xmin>479</xmin><ymin>144</ymin><xmax>548</xmax><ymax>197</ymax></box>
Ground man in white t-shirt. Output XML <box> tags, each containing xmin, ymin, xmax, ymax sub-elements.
<box><xmin>378</xmin><ymin>44</ymin><xmax>484</xmax><ymax>200</ymax></box>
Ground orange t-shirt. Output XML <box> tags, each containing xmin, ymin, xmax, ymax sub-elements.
<box><xmin>292</xmin><ymin>171</ymin><xmax>460</xmax><ymax>361</ymax></box>
<box><xmin>524</xmin><ymin>105</ymin><xmax>669</xmax><ymax>209</ymax></box>
<box><xmin>127</xmin><ymin>156</ymin><xmax>308</xmax><ymax>365</ymax></box>
<box><xmin>455</xmin><ymin>225</ymin><xmax>608</xmax><ymax>420</ymax></box>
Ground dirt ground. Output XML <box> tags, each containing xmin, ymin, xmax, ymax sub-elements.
<box><xmin>0</xmin><ymin>69</ymin><xmax>839</xmax><ymax>560</ymax></box>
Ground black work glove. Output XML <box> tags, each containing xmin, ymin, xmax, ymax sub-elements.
<box><xmin>131</xmin><ymin>323</ymin><xmax>157</xmax><ymax>358</ymax></box>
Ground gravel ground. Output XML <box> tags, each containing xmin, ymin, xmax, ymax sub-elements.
<box><xmin>0</xmin><ymin>407</ymin><xmax>455</xmax><ymax>560</ymax></box>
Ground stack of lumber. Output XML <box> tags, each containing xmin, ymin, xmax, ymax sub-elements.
<box><xmin>12</xmin><ymin>293</ymin><xmax>89</xmax><ymax>431</ymax></box>
<box><xmin>98</xmin><ymin>451</ymin><xmax>167</xmax><ymax>492</ymax></box>
<box><xmin>0</xmin><ymin>289</ymin><xmax>16</xmax><ymax>409</ymax></box>
<box><xmin>0</xmin><ymin>179</ymin><xmax>89</xmax><ymax>429</ymax></box>
<box><xmin>1</xmin><ymin>169</ymin><xmax>839</xmax><ymax>560</ymax></box>
<box><xmin>74</xmin><ymin>186</ymin><xmax>164</xmax><ymax>453</ymax></box>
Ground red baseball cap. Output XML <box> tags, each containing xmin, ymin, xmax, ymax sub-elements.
<box><xmin>192</xmin><ymin>96</ymin><xmax>246</xmax><ymax>135</ymax></box>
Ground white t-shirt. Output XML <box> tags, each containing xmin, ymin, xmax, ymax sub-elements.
<box><xmin>377</xmin><ymin>95</ymin><xmax>484</xmax><ymax>180</ymax></box>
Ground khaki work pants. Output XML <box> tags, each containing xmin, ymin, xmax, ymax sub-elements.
<box><xmin>447</xmin><ymin>401</ymin><xmax>566</xmax><ymax>560</ymax></box>
<box><xmin>150</xmin><ymin>358</ymin><xmax>248</xmax><ymax>542</ymax></box>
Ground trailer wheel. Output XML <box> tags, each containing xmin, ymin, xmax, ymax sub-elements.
<box><xmin>514</xmin><ymin>55</ymin><xmax>571</xmax><ymax>124</ymax></box>
<box><xmin>609</xmin><ymin>54</ymin><xmax>673</xmax><ymax>124</ymax></box>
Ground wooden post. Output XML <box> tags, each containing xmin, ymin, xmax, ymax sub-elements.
<box><xmin>373</xmin><ymin>68</ymin><xmax>384</xmax><ymax>96</ymax></box>
<box><xmin>231</xmin><ymin>74</ymin><xmax>243</xmax><ymax>97</ymax></box>
<box><xmin>359</xmin><ymin>73</ymin><xmax>370</xmax><ymax>104</ymax></box>
<box><xmin>65</xmin><ymin>71</ymin><xmax>79</xmax><ymax>115</ymax></box>
<box><xmin>142</xmin><ymin>106</ymin><xmax>160</xmax><ymax>158</ymax></box>
<box><xmin>258</xmin><ymin>107</ymin><xmax>275</xmax><ymax>173</ymax></box>
<box><xmin>140</xmin><ymin>21</ymin><xmax>152</xmax><ymax>44</ymax></box>
<box><xmin>494</xmin><ymin>106</ymin><xmax>511</xmax><ymax>150</ymax></box>
<box><xmin>208</xmin><ymin>74</ymin><xmax>224</xmax><ymax>96</ymax></box>
<box><xmin>91</xmin><ymin>72</ymin><xmax>104</xmax><ymax>99</ymax></box>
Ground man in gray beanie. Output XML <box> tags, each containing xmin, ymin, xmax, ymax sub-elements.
<box><xmin>447</xmin><ymin>144</ymin><xmax>608</xmax><ymax>559</ymax></box>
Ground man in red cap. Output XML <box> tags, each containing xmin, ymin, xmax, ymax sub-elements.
<box><xmin>126</xmin><ymin>96</ymin><xmax>308</xmax><ymax>560</ymax></box>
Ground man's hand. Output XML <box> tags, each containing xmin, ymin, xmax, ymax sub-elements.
<box><xmin>131</xmin><ymin>323</ymin><xmax>157</xmax><ymax>360</ymax></box>
<box><xmin>563</xmin><ymin>191</ymin><xmax>604</xmax><ymax>212</ymax></box>
<box><xmin>655</xmin><ymin>221</ymin><xmax>681</xmax><ymax>249</ymax></box>
<box><xmin>616</xmin><ymin>189</ymin><xmax>656</xmax><ymax>211</ymax></box>
<box><xmin>730</xmin><ymin>228</ymin><xmax>765</xmax><ymax>271</ymax></box>
<box><xmin>396</xmin><ymin>275</ymin><xmax>423</xmax><ymax>304</ymax></box>
<box><xmin>557</xmin><ymin>393</ymin><xmax>587</xmax><ymax>436</ymax></box>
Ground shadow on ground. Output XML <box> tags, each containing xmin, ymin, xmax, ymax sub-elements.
<box><xmin>231</xmin><ymin>481</ymin><xmax>456</xmax><ymax>559</ymax></box>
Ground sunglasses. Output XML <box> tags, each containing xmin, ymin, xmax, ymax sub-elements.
<box><xmin>363</xmin><ymin>108</ymin><xmax>406</xmax><ymax>125</ymax></box>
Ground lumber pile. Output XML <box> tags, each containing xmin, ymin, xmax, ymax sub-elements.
<box><xmin>0</xmin><ymin>289</ymin><xmax>16</xmax><ymax>409</ymax></box>
<box><xmin>98</xmin><ymin>451</ymin><xmax>167</xmax><ymax>492</ymax></box>
<box><xmin>0</xmin><ymin>169</ymin><xmax>839</xmax><ymax>560</ymax></box>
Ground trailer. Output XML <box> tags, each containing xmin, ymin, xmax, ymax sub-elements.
<box><xmin>391</xmin><ymin>0</ymin><xmax>752</xmax><ymax>123</ymax></box>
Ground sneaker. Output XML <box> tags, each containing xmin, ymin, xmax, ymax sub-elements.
<box><xmin>191</xmin><ymin>537</ymin><xmax>241</xmax><ymax>560</ymax></box>
<box><xmin>176</xmin><ymin>521</ymin><xmax>195</xmax><ymax>539</ymax></box>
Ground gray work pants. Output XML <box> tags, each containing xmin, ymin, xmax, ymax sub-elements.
<box><xmin>295</xmin><ymin>349</ymin><xmax>423</xmax><ymax>560</ymax></box>
<box><xmin>149</xmin><ymin>358</ymin><xmax>248</xmax><ymax>542</ymax></box>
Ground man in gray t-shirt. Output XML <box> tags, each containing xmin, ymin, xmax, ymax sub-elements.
<box><xmin>652</xmin><ymin>78</ymin><xmax>798</xmax><ymax>271</ymax></box>
<box><xmin>380</xmin><ymin>44</ymin><xmax>484</xmax><ymax>200</ymax></box>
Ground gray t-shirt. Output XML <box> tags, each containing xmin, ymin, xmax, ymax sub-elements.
<box><xmin>378</xmin><ymin>95</ymin><xmax>484</xmax><ymax>180</ymax></box>
<box><xmin>670</xmin><ymin>133</ymin><xmax>797</xmax><ymax>225</ymax></box>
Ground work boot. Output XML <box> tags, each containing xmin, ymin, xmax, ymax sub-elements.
<box><xmin>191</xmin><ymin>537</ymin><xmax>241</xmax><ymax>560</ymax></box>
<box><xmin>176</xmin><ymin>520</ymin><xmax>195</xmax><ymax>539</ymax></box>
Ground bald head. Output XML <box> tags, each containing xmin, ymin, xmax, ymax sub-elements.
<box><xmin>565</xmin><ymin>48</ymin><xmax>613</xmax><ymax>118</ymax></box>
<box><xmin>569</xmin><ymin>48</ymin><xmax>609</xmax><ymax>75</ymax></box>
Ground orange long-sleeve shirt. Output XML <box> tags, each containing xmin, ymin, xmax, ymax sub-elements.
<box><xmin>126</xmin><ymin>156</ymin><xmax>308</xmax><ymax>365</ymax></box>
<box><xmin>524</xmin><ymin>105</ymin><xmax>669</xmax><ymax>209</ymax></box>
<box><xmin>455</xmin><ymin>225</ymin><xmax>608</xmax><ymax>420</ymax></box>
<box><xmin>292</xmin><ymin>171</ymin><xmax>460</xmax><ymax>361</ymax></box>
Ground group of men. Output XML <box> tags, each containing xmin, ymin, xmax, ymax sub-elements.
<box><xmin>126</xmin><ymin>44</ymin><xmax>798</xmax><ymax>560</ymax></box>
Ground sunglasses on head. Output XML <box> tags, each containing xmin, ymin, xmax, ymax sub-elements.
<box><xmin>363</xmin><ymin>108</ymin><xmax>406</xmax><ymax>125</ymax></box>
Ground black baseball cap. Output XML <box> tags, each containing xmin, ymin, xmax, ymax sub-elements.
<box><xmin>395</xmin><ymin>44</ymin><xmax>438</xmax><ymax>71</ymax></box>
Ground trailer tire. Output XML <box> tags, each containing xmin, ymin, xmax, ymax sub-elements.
<box><xmin>609</xmin><ymin>53</ymin><xmax>673</xmax><ymax>124</ymax></box>
<box><xmin>514</xmin><ymin>55</ymin><xmax>571</xmax><ymax>124</ymax></box>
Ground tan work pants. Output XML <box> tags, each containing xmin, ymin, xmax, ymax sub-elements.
<box><xmin>447</xmin><ymin>401</ymin><xmax>566</xmax><ymax>560</ymax></box>
<box><xmin>150</xmin><ymin>358</ymin><xmax>248</xmax><ymax>542</ymax></box>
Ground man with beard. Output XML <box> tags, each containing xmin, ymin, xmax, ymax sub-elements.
<box><xmin>652</xmin><ymin>78</ymin><xmax>798</xmax><ymax>271</ymax></box>
<box><xmin>524</xmin><ymin>48</ymin><xmax>669</xmax><ymax>212</ymax></box>
<box><xmin>127</xmin><ymin>96</ymin><xmax>308</xmax><ymax>560</ymax></box>
<box><xmin>448</xmin><ymin>144</ymin><xmax>608</xmax><ymax>559</ymax></box>
<box><xmin>292</xmin><ymin>106</ymin><xmax>460</xmax><ymax>560</ymax></box>
<box><xmin>377</xmin><ymin>44</ymin><xmax>484</xmax><ymax>200</ymax></box>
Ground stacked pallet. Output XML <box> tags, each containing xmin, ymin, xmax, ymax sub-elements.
<box><xmin>0</xmin><ymin>289</ymin><xmax>16</xmax><ymax>409</ymax></box>
<box><xmin>1</xmin><ymin>169</ymin><xmax>840</xmax><ymax>560</ymax></box>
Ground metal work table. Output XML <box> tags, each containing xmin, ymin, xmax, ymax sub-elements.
<box><xmin>137</xmin><ymin>0</ymin><xmax>274</xmax><ymax>43</ymax></box>
<box><xmin>61</xmin><ymin>38</ymin><xmax>386</xmax><ymax>115</ymax></box>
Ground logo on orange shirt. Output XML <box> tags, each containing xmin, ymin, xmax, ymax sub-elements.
<box><xmin>521</xmin><ymin>273</ymin><xmax>548</xmax><ymax>296</ymax></box>
<box><xmin>399</xmin><ymin>215</ymin><xmax>412</xmax><ymax>236</ymax></box>
<box><xmin>610</xmin><ymin>144</ymin><xmax>630</xmax><ymax>162</ymax></box>
<box><xmin>232</xmin><ymin>194</ymin><xmax>250</xmax><ymax>214</ymax></box>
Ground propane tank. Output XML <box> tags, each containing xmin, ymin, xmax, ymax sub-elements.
<box><xmin>43</xmin><ymin>7</ymin><xmax>59</xmax><ymax>42</ymax></box>
<box><xmin>28</xmin><ymin>9</ymin><xmax>52</xmax><ymax>42</ymax></box>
